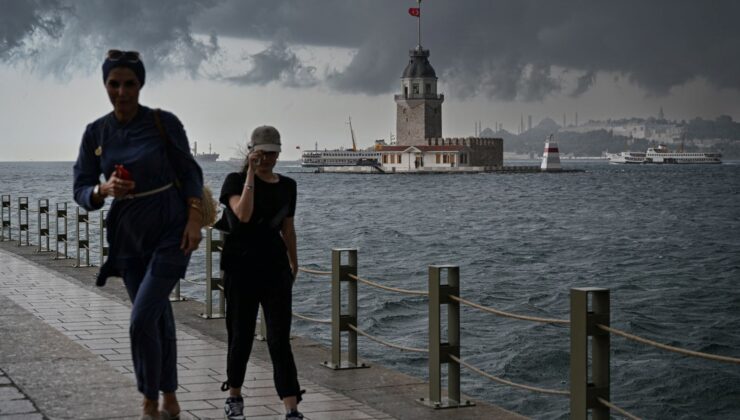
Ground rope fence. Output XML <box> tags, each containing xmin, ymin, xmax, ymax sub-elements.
<box><xmin>347</xmin><ymin>324</ymin><xmax>427</xmax><ymax>353</ymax></box>
<box><xmin>449</xmin><ymin>354</ymin><xmax>570</xmax><ymax>396</ymax></box>
<box><xmin>450</xmin><ymin>295</ymin><xmax>570</xmax><ymax>325</ymax></box>
<box><xmin>598</xmin><ymin>324</ymin><xmax>740</xmax><ymax>365</ymax></box>
<box><xmin>348</xmin><ymin>273</ymin><xmax>428</xmax><ymax>296</ymax></box>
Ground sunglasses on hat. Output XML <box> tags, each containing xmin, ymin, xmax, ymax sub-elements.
<box><xmin>106</xmin><ymin>50</ymin><xmax>141</xmax><ymax>63</ymax></box>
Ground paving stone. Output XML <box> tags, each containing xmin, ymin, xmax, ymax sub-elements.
<box><xmin>0</xmin><ymin>388</ymin><xmax>24</xmax><ymax>401</ymax></box>
<box><xmin>0</xmin><ymin>413</ymin><xmax>44</xmax><ymax>420</ymax></box>
<box><xmin>0</xmin><ymin>398</ymin><xmax>36</xmax><ymax>415</ymax></box>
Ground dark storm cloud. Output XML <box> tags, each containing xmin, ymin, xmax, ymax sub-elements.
<box><xmin>195</xmin><ymin>0</ymin><xmax>740</xmax><ymax>100</ymax></box>
<box><xmin>3</xmin><ymin>0</ymin><xmax>740</xmax><ymax>100</ymax></box>
<box><xmin>0</xmin><ymin>0</ymin><xmax>65</xmax><ymax>58</ymax></box>
<box><xmin>227</xmin><ymin>41</ymin><xmax>318</xmax><ymax>88</ymax></box>
<box><xmin>571</xmin><ymin>71</ymin><xmax>596</xmax><ymax>98</ymax></box>
<box><xmin>0</xmin><ymin>0</ymin><xmax>218</xmax><ymax>80</ymax></box>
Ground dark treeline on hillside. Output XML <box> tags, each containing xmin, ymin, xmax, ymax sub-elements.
<box><xmin>481</xmin><ymin>115</ymin><xmax>740</xmax><ymax>158</ymax></box>
<box><xmin>684</xmin><ymin>115</ymin><xmax>740</xmax><ymax>141</ymax></box>
<box><xmin>500</xmin><ymin>129</ymin><xmax>649</xmax><ymax>157</ymax></box>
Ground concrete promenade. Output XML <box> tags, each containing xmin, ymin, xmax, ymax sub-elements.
<box><xmin>0</xmin><ymin>242</ymin><xmax>525</xmax><ymax>420</ymax></box>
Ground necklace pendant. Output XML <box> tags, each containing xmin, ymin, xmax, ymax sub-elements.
<box><xmin>95</xmin><ymin>146</ymin><xmax>102</xmax><ymax>156</ymax></box>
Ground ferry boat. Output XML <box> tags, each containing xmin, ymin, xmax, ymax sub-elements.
<box><xmin>192</xmin><ymin>141</ymin><xmax>219</xmax><ymax>162</ymax></box>
<box><xmin>644</xmin><ymin>145</ymin><xmax>721</xmax><ymax>164</ymax></box>
<box><xmin>301</xmin><ymin>117</ymin><xmax>381</xmax><ymax>167</ymax></box>
<box><xmin>607</xmin><ymin>151</ymin><xmax>647</xmax><ymax>164</ymax></box>
<box><xmin>301</xmin><ymin>150</ymin><xmax>382</xmax><ymax>167</ymax></box>
<box><xmin>608</xmin><ymin>145</ymin><xmax>721</xmax><ymax>164</ymax></box>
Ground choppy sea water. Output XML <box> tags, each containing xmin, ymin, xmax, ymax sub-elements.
<box><xmin>1</xmin><ymin>160</ymin><xmax>739</xmax><ymax>419</ymax></box>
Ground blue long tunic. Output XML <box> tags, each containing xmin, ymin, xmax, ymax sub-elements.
<box><xmin>73</xmin><ymin>105</ymin><xmax>203</xmax><ymax>282</ymax></box>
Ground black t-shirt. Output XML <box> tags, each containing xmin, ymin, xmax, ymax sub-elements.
<box><xmin>216</xmin><ymin>171</ymin><xmax>296</xmax><ymax>271</ymax></box>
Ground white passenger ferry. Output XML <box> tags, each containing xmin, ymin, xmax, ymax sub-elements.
<box><xmin>644</xmin><ymin>145</ymin><xmax>721</xmax><ymax>164</ymax></box>
<box><xmin>300</xmin><ymin>116</ymin><xmax>382</xmax><ymax>167</ymax></box>
<box><xmin>608</xmin><ymin>145</ymin><xmax>721</xmax><ymax>164</ymax></box>
<box><xmin>300</xmin><ymin>149</ymin><xmax>382</xmax><ymax>167</ymax></box>
<box><xmin>607</xmin><ymin>151</ymin><xmax>647</xmax><ymax>164</ymax></box>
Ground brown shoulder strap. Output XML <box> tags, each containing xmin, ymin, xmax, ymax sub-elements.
<box><xmin>153</xmin><ymin>109</ymin><xmax>182</xmax><ymax>188</ymax></box>
<box><xmin>152</xmin><ymin>108</ymin><xmax>170</xmax><ymax>144</ymax></box>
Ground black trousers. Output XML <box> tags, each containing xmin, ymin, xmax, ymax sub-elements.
<box><xmin>224</xmin><ymin>267</ymin><xmax>301</xmax><ymax>400</ymax></box>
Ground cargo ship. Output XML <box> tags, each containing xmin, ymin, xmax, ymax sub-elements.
<box><xmin>192</xmin><ymin>141</ymin><xmax>219</xmax><ymax>162</ymax></box>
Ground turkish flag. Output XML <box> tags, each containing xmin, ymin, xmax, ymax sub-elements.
<box><xmin>296</xmin><ymin>145</ymin><xmax>301</xmax><ymax>149</ymax></box>
<box><xmin>408</xmin><ymin>7</ymin><xmax>420</xmax><ymax>17</ymax></box>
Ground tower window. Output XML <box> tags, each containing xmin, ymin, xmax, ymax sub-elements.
<box><xmin>412</xmin><ymin>84</ymin><xmax>419</xmax><ymax>94</ymax></box>
<box><xmin>425</xmin><ymin>83</ymin><xmax>431</xmax><ymax>93</ymax></box>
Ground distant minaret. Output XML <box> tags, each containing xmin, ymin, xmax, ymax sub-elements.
<box><xmin>519</xmin><ymin>114</ymin><xmax>524</xmax><ymax>134</ymax></box>
<box><xmin>528</xmin><ymin>115</ymin><xmax>532</xmax><ymax>131</ymax></box>
<box><xmin>395</xmin><ymin>0</ymin><xmax>443</xmax><ymax>146</ymax></box>
<box><xmin>659</xmin><ymin>106</ymin><xmax>665</xmax><ymax>120</ymax></box>
<box><xmin>563</xmin><ymin>114</ymin><xmax>567</xmax><ymax>128</ymax></box>
<box><xmin>575</xmin><ymin>112</ymin><xmax>578</xmax><ymax>127</ymax></box>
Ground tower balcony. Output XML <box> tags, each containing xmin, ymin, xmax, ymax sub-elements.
<box><xmin>394</xmin><ymin>93</ymin><xmax>444</xmax><ymax>101</ymax></box>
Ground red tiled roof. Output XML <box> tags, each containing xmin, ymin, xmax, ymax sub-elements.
<box><xmin>378</xmin><ymin>145</ymin><xmax>466</xmax><ymax>152</ymax></box>
<box><xmin>416</xmin><ymin>145</ymin><xmax>466</xmax><ymax>151</ymax></box>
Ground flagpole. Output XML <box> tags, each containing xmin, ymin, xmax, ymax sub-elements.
<box><xmin>418</xmin><ymin>0</ymin><xmax>422</xmax><ymax>48</ymax></box>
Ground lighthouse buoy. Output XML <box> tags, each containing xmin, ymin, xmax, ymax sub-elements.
<box><xmin>541</xmin><ymin>134</ymin><xmax>562</xmax><ymax>171</ymax></box>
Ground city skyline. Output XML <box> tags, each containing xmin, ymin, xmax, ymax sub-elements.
<box><xmin>1</xmin><ymin>0</ymin><xmax>739</xmax><ymax>161</ymax></box>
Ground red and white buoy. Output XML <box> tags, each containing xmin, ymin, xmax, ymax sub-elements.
<box><xmin>541</xmin><ymin>134</ymin><xmax>562</xmax><ymax>171</ymax></box>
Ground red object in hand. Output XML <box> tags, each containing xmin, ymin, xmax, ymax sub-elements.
<box><xmin>114</xmin><ymin>164</ymin><xmax>132</xmax><ymax>180</ymax></box>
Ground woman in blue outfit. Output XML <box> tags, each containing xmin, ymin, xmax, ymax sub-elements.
<box><xmin>73</xmin><ymin>50</ymin><xmax>203</xmax><ymax>420</ymax></box>
<box><xmin>216</xmin><ymin>126</ymin><xmax>303</xmax><ymax>420</ymax></box>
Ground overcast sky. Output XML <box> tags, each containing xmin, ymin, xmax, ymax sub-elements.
<box><xmin>1</xmin><ymin>0</ymin><xmax>739</xmax><ymax>161</ymax></box>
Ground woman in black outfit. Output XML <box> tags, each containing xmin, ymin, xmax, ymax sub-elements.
<box><xmin>216</xmin><ymin>126</ymin><xmax>303</xmax><ymax>420</ymax></box>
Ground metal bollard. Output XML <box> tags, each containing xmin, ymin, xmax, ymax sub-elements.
<box><xmin>1</xmin><ymin>194</ymin><xmax>10</xmax><ymax>241</ymax></box>
<box><xmin>55</xmin><ymin>203</ymin><xmax>70</xmax><ymax>259</ymax></box>
<box><xmin>170</xmin><ymin>279</ymin><xmax>186</xmax><ymax>302</ymax></box>
<box><xmin>200</xmin><ymin>227</ymin><xmax>225</xmax><ymax>319</ymax></box>
<box><xmin>168</xmin><ymin>217</ymin><xmax>185</xmax><ymax>302</ymax></box>
<box><xmin>74</xmin><ymin>207</ymin><xmax>92</xmax><ymax>267</ymax></box>
<box><xmin>322</xmin><ymin>248</ymin><xmax>368</xmax><ymax>370</ymax></box>
<box><xmin>98</xmin><ymin>210</ymin><xmax>108</xmax><ymax>265</ymax></box>
<box><xmin>570</xmin><ymin>288</ymin><xmax>610</xmax><ymax>420</ymax></box>
<box><xmin>17</xmin><ymin>197</ymin><xmax>30</xmax><ymax>246</ymax></box>
<box><xmin>421</xmin><ymin>265</ymin><xmax>472</xmax><ymax>409</ymax></box>
<box><xmin>37</xmin><ymin>199</ymin><xmax>52</xmax><ymax>252</ymax></box>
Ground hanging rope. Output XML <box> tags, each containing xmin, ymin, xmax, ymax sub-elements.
<box><xmin>598</xmin><ymin>324</ymin><xmax>740</xmax><ymax>364</ymax></box>
<box><xmin>298</xmin><ymin>267</ymin><xmax>331</xmax><ymax>276</ymax></box>
<box><xmin>181</xmin><ymin>277</ymin><xmax>205</xmax><ymax>285</ymax></box>
<box><xmin>449</xmin><ymin>355</ymin><xmax>569</xmax><ymax>396</ymax></box>
<box><xmin>347</xmin><ymin>324</ymin><xmax>427</xmax><ymax>353</ymax></box>
<box><xmin>347</xmin><ymin>273</ymin><xmax>428</xmax><ymax>296</ymax></box>
<box><xmin>292</xmin><ymin>312</ymin><xmax>331</xmax><ymax>324</ymax></box>
<box><xmin>449</xmin><ymin>295</ymin><xmax>569</xmax><ymax>325</ymax></box>
<box><xmin>597</xmin><ymin>397</ymin><xmax>642</xmax><ymax>420</ymax></box>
